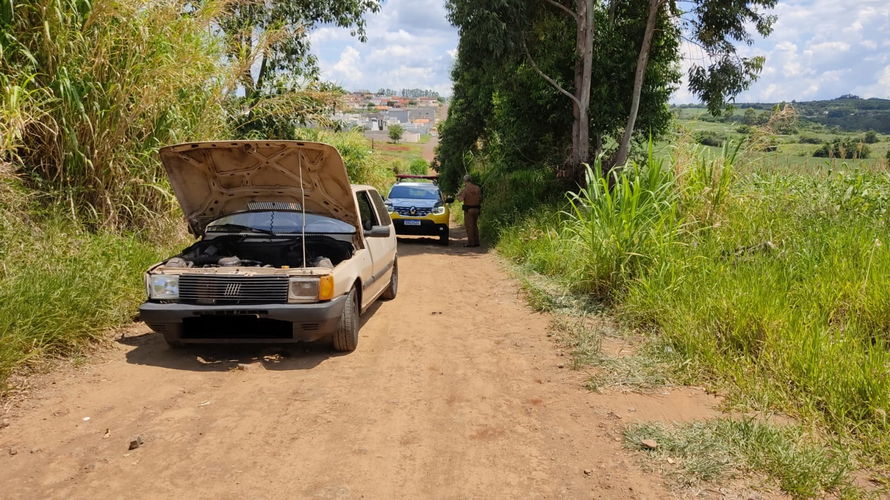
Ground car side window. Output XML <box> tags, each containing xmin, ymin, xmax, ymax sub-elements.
<box><xmin>356</xmin><ymin>191</ymin><xmax>379</xmax><ymax>231</ymax></box>
<box><xmin>369</xmin><ymin>190</ymin><xmax>392</xmax><ymax>226</ymax></box>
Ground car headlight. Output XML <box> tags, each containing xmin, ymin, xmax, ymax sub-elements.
<box><xmin>384</xmin><ymin>202</ymin><xmax>393</xmax><ymax>213</ymax></box>
<box><xmin>432</xmin><ymin>205</ymin><xmax>446</xmax><ymax>215</ymax></box>
<box><xmin>148</xmin><ymin>275</ymin><xmax>179</xmax><ymax>300</ymax></box>
<box><xmin>289</xmin><ymin>275</ymin><xmax>334</xmax><ymax>303</ymax></box>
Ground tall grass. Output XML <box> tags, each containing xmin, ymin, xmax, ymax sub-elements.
<box><xmin>1</xmin><ymin>0</ymin><xmax>226</xmax><ymax>229</ymax></box>
<box><xmin>499</xmin><ymin>144</ymin><xmax>890</xmax><ymax>466</ymax></box>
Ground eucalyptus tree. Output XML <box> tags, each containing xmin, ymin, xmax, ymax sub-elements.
<box><xmin>440</xmin><ymin>0</ymin><xmax>776</xmax><ymax>184</ymax></box>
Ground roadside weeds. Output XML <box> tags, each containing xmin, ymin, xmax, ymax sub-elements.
<box><xmin>511</xmin><ymin>265</ymin><xmax>887</xmax><ymax>499</ymax></box>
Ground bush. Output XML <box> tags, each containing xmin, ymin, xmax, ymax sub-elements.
<box><xmin>813</xmin><ymin>137</ymin><xmax>871</xmax><ymax>159</ymax></box>
<box><xmin>863</xmin><ymin>130</ymin><xmax>879</xmax><ymax>144</ymax></box>
<box><xmin>694</xmin><ymin>131</ymin><xmax>725</xmax><ymax>147</ymax></box>
<box><xmin>409</xmin><ymin>158</ymin><xmax>430</xmax><ymax>175</ymax></box>
<box><xmin>797</xmin><ymin>135</ymin><xmax>822</xmax><ymax>144</ymax></box>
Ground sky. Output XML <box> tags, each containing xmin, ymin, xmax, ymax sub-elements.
<box><xmin>310</xmin><ymin>0</ymin><xmax>890</xmax><ymax>103</ymax></box>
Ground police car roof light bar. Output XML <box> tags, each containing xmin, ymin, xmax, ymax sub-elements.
<box><xmin>395</xmin><ymin>174</ymin><xmax>438</xmax><ymax>184</ymax></box>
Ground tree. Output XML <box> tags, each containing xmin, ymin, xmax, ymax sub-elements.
<box><xmin>389</xmin><ymin>124</ymin><xmax>405</xmax><ymax>143</ymax></box>
<box><xmin>864</xmin><ymin>130</ymin><xmax>879</xmax><ymax>144</ymax></box>
<box><xmin>440</xmin><ymin>0</ymin><xmax>776</xmax><ymax>183</ymax></box>
<box><xmin>219</xmin><ymin>1</ymin><xmax>380</xmax><ymax>97</ymax></box>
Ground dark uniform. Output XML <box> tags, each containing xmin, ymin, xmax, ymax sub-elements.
<box><xmin>457</xmin><ymin>179</ymin><xmax>482</xmax><ymax>247</ymax></box>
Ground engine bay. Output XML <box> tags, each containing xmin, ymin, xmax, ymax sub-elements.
<box><xmin>163</xmin><ymin>234</ymin><xmax>354</xmax><ymax>269</ymax></box>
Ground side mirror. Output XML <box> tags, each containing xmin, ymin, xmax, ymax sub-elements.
<box><xmin>365</xmin><ymin>225</ymin><xmax>392</xmax><ymax>238</ymax></box>
<box><xmin>445</xmin><ymin>196</ymin><xmax>455</xmax><ymax>204</ymax></box>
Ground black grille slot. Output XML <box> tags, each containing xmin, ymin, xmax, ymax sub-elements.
<box><xmin>179</xmin><ymin>275</ymin><xmax>289</xmax><ymax>305</ymax></box>
<box><xmin>394</xmin><ymin>207</ymin><xmax>432</xmax><ymax>216</ymax></box>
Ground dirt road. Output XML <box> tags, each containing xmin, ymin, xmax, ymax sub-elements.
<box><xmin>0</xmin><ymin>228</ymin><xmax>719</xmax><ymax>499</ymax></box>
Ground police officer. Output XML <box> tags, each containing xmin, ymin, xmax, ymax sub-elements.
<box><xmin>457</xmin><ymin>174</ymin><xmax>482</xmax><ymax>247</ymax></box>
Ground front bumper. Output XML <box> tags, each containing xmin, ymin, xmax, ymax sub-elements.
<box><xmin>139</xmin><ymin>295</ymin><xmax>347</xmax><ymax>344</ymax></box>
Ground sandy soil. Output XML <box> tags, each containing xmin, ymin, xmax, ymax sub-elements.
<box><xmin>0</xmin><ymin>228</ymin><xmax>723</xmax><ymax>499</ymax></box>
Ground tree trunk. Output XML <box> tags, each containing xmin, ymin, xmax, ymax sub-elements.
<box><xmin>575</xmin><ymin>0</ymin><xmax>594</xmax><ymax>182</ymax></box>
<box><xmin>569</xmin><ymin>0</ymin><xmax>594</xmax><ymax>177</ymax></box>
<box><xmin>614</xmin><ymin>0</ymin><xmax>661</xmax><ymax>167</ymax></box>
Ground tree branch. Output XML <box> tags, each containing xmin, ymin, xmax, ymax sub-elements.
<box><xmin>540</xmin><ymin>0</ymin><xmax>579</xmax><ymax>23</ymax></box>
<box><xmin>522</xmin><ymin>41</ymin><xmax>581</xmax><ymax>108</ymax></box>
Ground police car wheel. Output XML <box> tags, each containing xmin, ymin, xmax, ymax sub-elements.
<box><xmin>439</xmin><ymin>228</ymin><xmax>450</xmax><ymax>246</ymax></box>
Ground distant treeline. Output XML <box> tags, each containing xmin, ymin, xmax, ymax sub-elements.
<box><xmin>674</xmin><ymin>95</ymin><xmax>890</xmax><ymax>134</ymax></box>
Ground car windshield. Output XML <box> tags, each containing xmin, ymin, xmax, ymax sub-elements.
<box><xmin>206</xmin><ymin>211</ymin><xmax>355</xmax><ymax>235</ymax></box>
<box><xmin>387</xmin><ymin>185</ymin><xmax>440</xmax><ymax>200</ymax></box>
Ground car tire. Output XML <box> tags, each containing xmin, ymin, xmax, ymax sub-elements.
<box><xmin>332</xmin><ymin>287</ymin><xmax>360</xmax><ymax>352</ymax></box>
<box><xmin>381</xmin><ymin>259</ymin><xmax>398</xmax><ymax>300</ymax></box>
<box><xmin>439</xmin><ymin>227</ymin><xmax>450</xmax><ymax>246</ymax></box>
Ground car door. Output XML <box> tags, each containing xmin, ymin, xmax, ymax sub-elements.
<box><xmin>355</xmin><ymin>190</ymin><xmax>395</xmax><ymax>304</ymax></box>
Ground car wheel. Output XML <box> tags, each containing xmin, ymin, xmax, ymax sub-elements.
<box><xmin>381</xmin><ymin>259</ymin><xmax>398</xmax><ymax>300</ymax></box>
<box><xmin>439</xmin><ymin>227</ymin><xmax>450</xmax><ymax>246</ymax></box>
<box><xmin>332</xmin><ymin>286</ymin><xmax>360</xmax><ymax>352</ymax></box>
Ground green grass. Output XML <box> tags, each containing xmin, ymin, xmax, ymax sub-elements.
<box><xmin>0</xmin><ymin>215</ymin><xmax>186</xmax><ymax>387</ymax></box>
<box><xmin>625</xmin><ymin>419</ymin><xmax>853</xmax><ymax>497</ymax></box>
<box><xmin>494</xmin><ymin>142</ymin><xmax>890</xmax><ymax>481</ymax></box>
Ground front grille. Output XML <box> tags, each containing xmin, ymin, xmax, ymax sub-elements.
<box><xmin>394</xmin><ymin>206</ymin><xmax>432</xmax><ymax>216</ymax></box>
<box><xmin>179</xmin><ymin>274</ymin><xmax>289</xmax><ymax>305</ymax></box>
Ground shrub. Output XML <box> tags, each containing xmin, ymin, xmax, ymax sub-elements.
<box><xmin>694</xmin><ymin>131</ymin><xmax>724</xmax><ymax>147</ymax></box>
<box><xmin>863</xmin><ymin>130</ymin><xmax>879</xmax><ymax>144</ymax></box>
<box><xmin>409</xmin><ymin>158</ymin><xmax>429</xmax><ymax>175</ymax></box>
<box><xmin>813</xmin><ymin>137</ymin><xmax>871</xmax><ymax>159</ymax></box>
<box><xmin>797</xmin><ymin>135</ymin><xmax>822</xmax><ymax>144</ymax></box>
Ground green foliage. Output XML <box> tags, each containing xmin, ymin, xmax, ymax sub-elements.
<box><xmin>863</xmin><ymin>130</ymin><xmax>879</xmax><ymax>144</ymax></box>
<box><xmin>0</xmin><ymin>0</ymin><xmax>227</xmax><ymax>229</ymax></box>
<box><xmin>408</xmin><ymin>158</ymin><xmax>429</xmax><ymax>175</ymax></box>
<box><xmin>625</xmin><ymin>419</ymin><xmax>851</xmax><ymax>496</ymax></box>
<box><xmin>388</xmin><ymin>124</ymin><xmax>405</xmax><ymax>143</ymax></box>
<box><xmin>498</xmin><ymin>145</ymin><xmax>890</xmax><ymax>466</ymax></box>
<box><xmin>290</xmin><ymin>128</ymin><xmax>394</xmax><ymax>192</ymax></box>
<box><xmin>694</xmin><ymin>130</ymin><xmax>725</xmax><ymax>147</ymax></box>
<box><xmin>0</xmin><ymin>172</ymin><xmax>185</xmax><ymax>386</ymax></box>
<box><xmin>219</xmin><ymin>0</ymin><xmax>379</xmax><ymax>95</ymax></box>
<box><xmin>798</xmin><ymin>134</ymin><xmax>822</xmax><ymax>144</ymax></box>
<box><xmin>813</xmin><ymin>137</ymin><xmax>871</xmax><ymax>159</ymax></box>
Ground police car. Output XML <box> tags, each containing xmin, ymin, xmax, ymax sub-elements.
<box><xmin>384</xmin><ymin>174</ymin><xmax>453</xmax><ymax>245</ymax></box>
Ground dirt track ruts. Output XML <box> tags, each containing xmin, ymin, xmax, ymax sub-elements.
<box><xmin>0</xmin><ymin>227</ymin><xmax>721</xmax><ymax>499</ymax></box>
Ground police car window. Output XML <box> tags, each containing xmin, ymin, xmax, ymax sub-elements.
<box><xmin>356</xmin><ymin>191</ymin><xmax>378</xmax><ymax>230</ymax></box>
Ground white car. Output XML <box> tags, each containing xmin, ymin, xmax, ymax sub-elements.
<box><xmin>139</xmin><ymin>140</ymin><xmax>398</xmax><ymax>352</ymax></box>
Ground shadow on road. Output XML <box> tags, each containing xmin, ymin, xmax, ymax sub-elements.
<box><xmin>395</xmin><ymin>224</ymin><xmax>488</xmax><ymax>256</ymax></box>
<box><xmin>119</xmin><ymin>302</ymin><xmax>386</xmax><ymax>372</ymax></box>
<box><xmin>118</xmin><ymin>331</ymin><xmax>341</xmax><ymax>372</ymax></box>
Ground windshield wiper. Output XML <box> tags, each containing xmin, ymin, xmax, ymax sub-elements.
<box><xmin>206</xmin><ymin>223</ymin><xmax>278</xmax><ymax>236</ymax></box>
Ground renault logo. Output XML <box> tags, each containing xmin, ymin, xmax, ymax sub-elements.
<box><xmin>224</xmin><ymin>283</ymin><xmax>242</xmax><ymax>297</ymax></box>
<box><xmin>409</xmin><ymin>206</ymin><xmax>417</xmax><ymax>215</ymax></box>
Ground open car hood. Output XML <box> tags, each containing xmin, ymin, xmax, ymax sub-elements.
<box><xmin>159</xmin><ymin>141</ymin><xmax>359</xmax><ymax>235</ymax></box>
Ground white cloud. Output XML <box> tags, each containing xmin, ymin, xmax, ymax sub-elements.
<box><xmin>311</xmin><ymin>0</ymin><xmax>458</xmax><ymax>95</ymax></box>
<box><xmin>308</xmin><ymin>0</ymin><xmax>890</xmax><ymax>101</ymax></box>
<box><xmin>673</xmin><ymin>0</ymin><xmax>890</xmax><ymax>103</ymax></box>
